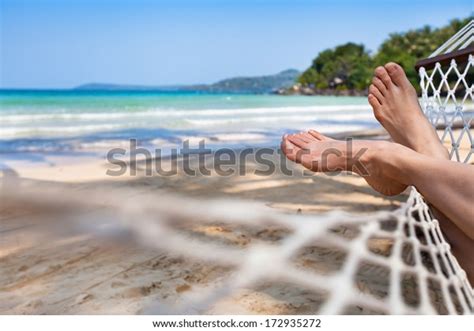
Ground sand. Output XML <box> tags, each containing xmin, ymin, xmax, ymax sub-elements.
<box><xmin>0</xmin><ymin>129</ymin><xmax>471</xmax><ymax>314</ymax></box>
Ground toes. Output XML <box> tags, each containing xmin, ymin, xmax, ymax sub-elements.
<box><xmin>282</xmin><ymin>135</ymin><xmax>317</xmax><ymax>168</ymax></box>
<box><xmin>368</xmin><ymin>94</ymin><xmax>382</xmax><ymax>113</ymax></box>
<box><xmin>369</xmin><ymin>95</ymin><xmax>385</xmax><ymax>123</ymax></box>
<box><xmin>304</xmin><ymin>130</ymin><xmax>321</xmax><ymax>142</ymax></box>
<box><xmin>295</xmin><ymin>132</ymin><xmax>312</xmax><ymax>143</ymax></box>
<box><xmin>280</xmin><ymin>138</ymin><xmax>299</xmax><ymax>163</ymax></box>
<box><xmin>374</xmin><ymin>66</ymin><xmax>392</xmax><ymax>89</ymax></box>
<box><xmin>287</xmin><ymin>135</ymin><xmax>309</xmax><ymax>148</ymax></box>
<box><xmin>384</xmin><ymin>62</ymin><xmax>409</xmax><ymax>87</ymax></box>
<box><xmin>281</xmin><ymin>138</ymin><xmax>311</xmax><ymax>166</ymax></box>
<box><xmin>372</xmin><ymin>77</ymin><xmax>387</xmax><ymax>95</ymax></box>
<box><xmin>368</xmin><ymin>85</ymin><xmax>383</xmax><ymax>104</ymax></box>
<box><xmin>308</xmin><ymin>130</ymin><xmax>327</xmax><ymax>141</ymax></box>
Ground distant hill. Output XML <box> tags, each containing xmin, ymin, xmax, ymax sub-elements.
<box><xmin>202</xmin><ymin>69</ymin><xmax>300</xmax><ymax>93</ymax></box>
<box><xmin>74</xmin><ymin>69</ymin><xmax>300</xmax><ymax>94</ymax></box>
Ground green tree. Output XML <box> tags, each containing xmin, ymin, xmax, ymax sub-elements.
<box><xmin>373</xmin><ymin>17</ymin><xmax>472</xmax><ymax>88</ymax></box>
<box><xmin>298</xmin><ymin>17</ymin><xmax>472</xmax><ymax>93</ymax></box>
<box><xmin>298</xmin><ymin>43</ymin><xmax>373</xmax><ymax>90</ymax></box>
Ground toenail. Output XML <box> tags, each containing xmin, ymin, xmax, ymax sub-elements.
<box><xmin>385</xmin><ymin>62</ymin><xmax>399</xmax><ymax>72</ymax></box>
<box><xmin>375</xmin><ymin>68</ymin><xmax>388</xmax><ymax>77</ymax></box>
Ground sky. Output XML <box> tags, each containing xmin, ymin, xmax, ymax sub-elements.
<box><xmin>0</xmin><ymin>0</ymin><xmax>472</xmax><ymax>88</ymax></box>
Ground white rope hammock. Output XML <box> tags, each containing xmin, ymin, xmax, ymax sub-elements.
<box><xmin>4</xmin><ymin>176</ymin><xmax>472</xmax><ymax>314</ymax></box>
<box><xmin>429</xmin><ymin>20</ymin><xmax>473</xmax><ymax>57</ymax></box>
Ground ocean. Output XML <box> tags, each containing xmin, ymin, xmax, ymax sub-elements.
<box><xmin>0</xmin><ymin>90</ymin><xmax>379</xmax><ymax>155</ymax></box>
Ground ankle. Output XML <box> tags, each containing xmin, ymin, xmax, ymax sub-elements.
<box><xmin>363</xmin><ymin>141</ymin><xmax>414</xmax><ymax>185</ymax></box>
<box><xmin>346</xmin><ymin>140</ymin><xmax>381</xmax><ymax>176</ymax></box>
<box><xmin>423</xmin><ymin>142</ymin><xmax>450</xmax><ymax>160</ymax></box>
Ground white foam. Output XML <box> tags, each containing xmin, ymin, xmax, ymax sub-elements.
<box><xmin>185</xmin><ymin>113</ymin><xmax>375</xmax><ymax>127</ymax></box>
<box><xmin>213</xmin><ymin>133</ymin><xmax>268</xmax><ymax>142</ymax></box>
<box><xmin>0</xmin><ymin>105</ymin><xmax>372</xmax><ymax>123</ymax></box>
<box><xmin>0</xmin><ymin>124</ymin><xmax>123</xmax><ymax>139</ymax></box>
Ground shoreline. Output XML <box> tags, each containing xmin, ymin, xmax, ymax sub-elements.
<box><xmin>0</xmin><ymin>128</ymin><xmax>388</xmax><ymax>182</ymax></box>
<box><xmin>4</xmin><ymin>125</ymin><xmax>472</xmax><ymax>183</ymax></box>
<box><xmin>275</xmin><ymin>87</ymin><xmax>367</xmax><ymax>97</ymax></box>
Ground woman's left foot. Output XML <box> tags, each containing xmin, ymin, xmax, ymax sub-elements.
<box><xmin>281</xmin><ymin>130</ymin><xmax>408</xmax><ymax>196</ymax></box>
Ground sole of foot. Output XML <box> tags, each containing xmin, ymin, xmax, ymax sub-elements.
<box><xmin>281</xmin><ymin>130</ymin><xmax>408</xmax><ymax>196</ymax></box>
<box><xmin>368</xmin><ymin>62</ymin><xmax>449</xmax><ymax>160</ymax></box>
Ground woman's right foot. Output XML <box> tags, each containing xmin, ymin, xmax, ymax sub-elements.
<box><xmin>368</xmin><ymin>63</ymin><xmax>449</xmax><ymax>160</ymax></box>
<box><xmin>281</xmin><ymin>131</ymin><xmax>409</xmax><ymax>196</ymax></box>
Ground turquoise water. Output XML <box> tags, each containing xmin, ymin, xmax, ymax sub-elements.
<box><xmin>0</xmin><ymin>90</ymin><xmax>370</xmax><ymax>112</ymax></box>
<box><xmin>0</xmin><ymin>90</ymin><xmax>378</xmax><ymax>153</ymax></box>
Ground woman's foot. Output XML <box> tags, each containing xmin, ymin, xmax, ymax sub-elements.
<box><xmin>368</xmin><ymin>64</ymin><xmax>472</xmax><ymax>284</ymax></box>
<box><xmin>281</xmin><ymin>130</ymin><xmax>409</xmax><ymax>196</ymax></box>
<box><xmin>368</xmin><ymin>63</ymin><xmax>449</xmax><ymax>160</ymax></box>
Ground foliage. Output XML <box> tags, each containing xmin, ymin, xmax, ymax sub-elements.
<box><xmin>298</xmin><ymin>17</ymin><xmax>472</xmax><ymax>92</ymax></box>
<box><xmin>298</xmin><ymin>43</ymin><xmax>373</xmax><ymax>90</ymax></box>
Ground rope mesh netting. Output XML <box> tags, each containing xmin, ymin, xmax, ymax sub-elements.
<box><xmin>3</xmin><ymin>172</ymin><xmax>472</xmax><ymax>314</ymax></box>
<box><xmin>419</xmin><ymin>55</ymin><xmax>473</xmax><ymax>163</ymax></box>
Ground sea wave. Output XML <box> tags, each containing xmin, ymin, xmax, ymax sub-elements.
<box><xmin>0</xmin><ymin>105</ymin><xmax>372</xmax><ymax>123</ymax></box>
<box><xmin>0</xmin><ymin>124</ymin><xmax>124</xmax><ymax>138</ymax></box>
<box><xmin>184</xmin><ymin>113</ymin><xmax>376</xmax><ymax>126</ymax></box>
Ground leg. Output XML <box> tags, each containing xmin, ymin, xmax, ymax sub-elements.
<box><xmin>281</xmin><ymin>133</ymin><xmax>474</xmax><ymax>284</ymax></box>
<box><xmin>367</xmin><ymin>62</ymin><xmax>473</xmax><ymax>283</ymax></box>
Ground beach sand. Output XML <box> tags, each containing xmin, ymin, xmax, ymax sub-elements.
<box><xmin>0</xmin><ymin>129</ymin><xmax>471</xmax><ymax>314</ymax></box>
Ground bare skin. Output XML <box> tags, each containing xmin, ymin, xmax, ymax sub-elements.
<box><xmin>281</xmin><ymin>130</ymin><xmax>407</xmax><ymax>196</ymax></box>
<box><xmin>281</xmin><ymin>132</ymin><xmax>474</xmax><ymax>283</ymax></box>
<box><xmin>281</xmin><ymin>63</ymin><xmax>474</xmax><ymax>283</ymax></box>
<box><xmin>368</xmin><ymin>63</ymin><xmax>473</xmax><ymax>284</ymax></box>
<box><xmin>368</xmin><ymin>63</ymin><xmax>449</xmax><ymax>160</ymax></box>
